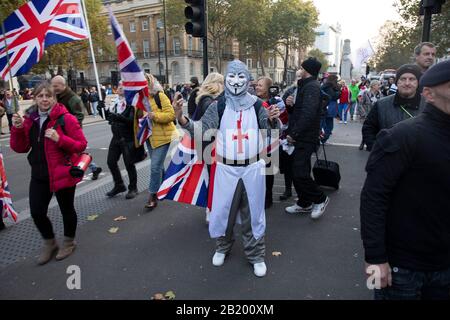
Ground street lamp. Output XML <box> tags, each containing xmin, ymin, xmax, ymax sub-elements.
<box><xmin>156</xmin><ymin>19</ymin><xmax>163</xmax><ymax>80</ymax></box>
<box><xmin>162</xmin><ymin>0</ymin><xmax>169</xmax><ymax>85</ymax></box>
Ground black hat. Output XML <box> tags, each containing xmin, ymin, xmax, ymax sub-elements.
<box><xmin>301</xmin><ymin>57</ymin><xmax>322</xmax><ymax>77</ymax></box>
<box><xmin>395</xmin><ymin>64</ymin><xmax>422</xmax><ymax>85</ymax></box>
<box><xmin>420</xmin><ymin>59</ymin><xmax>450</xmax><ymax>88</ymax></box>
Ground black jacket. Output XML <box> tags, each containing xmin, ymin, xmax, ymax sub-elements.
<box><xmin>187</xmin><ymin>87</ymin><xmax>200</xmax><ymax>118</ymax></box>
<box><xmin>107</xmin><ymin>102</ymin><xmax>135</xmax><ymax>141</ymax></box>
<box><xmin>287</xmin><ymin>77</ymin><xmax>322</xmax><ymax>144</ymax></box>
<box><xmin>193</xmin><ymin>95</ymin><xmax>215</xmax><ymax>121</ymax></box>
<box><xmin>360</xmin><ymin>103</ymin><xmax>450</xmax><ymax>271</ymax></box>
<box><xmin>362</xmin><ymin>93</ymin><xmax>425</xmax><ymax>151</ymax></box>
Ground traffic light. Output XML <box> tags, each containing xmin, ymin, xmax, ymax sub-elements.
<box><xmin>420</xmin><ymin>0</ymin><xmax>446</xmax><ymax>15</ymax></box>
<box><xmin>185</xmin><ymin>0</ymin><xmax>205</xmax><ymax>38</ymax></box>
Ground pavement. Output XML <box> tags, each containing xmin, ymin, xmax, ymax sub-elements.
<box><xmin>0</xmin><ymin>118</ymin><xmax>374</xmax><ymax>300</ymax></box>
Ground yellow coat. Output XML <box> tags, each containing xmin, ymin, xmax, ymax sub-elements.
<box><xmin>134</xmin><ymin>92</ymin><xmax>178</xmax><ymax>149</ymax></box>
<box><xmin>148</xmin><ymin>92</ymin><xmax>178</xmax><ymax>149</ymax></box>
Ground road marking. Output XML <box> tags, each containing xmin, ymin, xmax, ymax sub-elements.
<box><xmin>327</xmin><ymin>142</ymin><xmax>360</xmax><ymax>148</ymax></box>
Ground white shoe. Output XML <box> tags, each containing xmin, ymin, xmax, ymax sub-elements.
<box><xmin>205</xmin><ymin>208</ymin><xmax>210</xmax><ymax>224</ymax></box>
<box><xmin>253</xmin><ymin>262</ymin><xmax>267</xmax><ymax>277</ymax></box>
<box><xmin>212</xmin><ymin>252</ymin><xmax>226</xmax><ymax>267</ymax></box>
<box><xmin>344</xmin><ymin>121</ymin><xmax>347</xmax><ymax>124</ymax></box>
<box><xmin>285</xmin><ymin>203</ymin><xmax>313</xmax><ymax>214</ymax></box>
<box><xmin>339</xmin><ymin>121</ymin><xmax>343</xmax><ymax>124</ymax></box>
<box><xmin>311</xmin><ymin>197</ymin><xmax>330</xmax><ymax>220</ymax></box>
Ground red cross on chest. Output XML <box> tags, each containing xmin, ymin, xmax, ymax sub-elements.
<box><xmin>232</xmin><ymin>111</ymin><xmax>249</xmax><ymax>154</ymax></box>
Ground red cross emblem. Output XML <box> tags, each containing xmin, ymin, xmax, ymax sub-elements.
<box><xmin>232</xmin><ymin>111</ymin><xmax>248</xmax><ymax>154</ymax></box>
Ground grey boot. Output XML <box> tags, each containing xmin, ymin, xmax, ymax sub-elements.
<box><xmin>55</xmin><ymin>237</ymin><xmax>77</xmax><ymax>261</ymax></box>
<box><xmin>38</xmin><ymin>239</ymin><xmax>58</xmax><ymax>265</ymax></box>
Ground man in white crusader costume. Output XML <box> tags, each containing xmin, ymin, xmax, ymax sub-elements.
<box><xmin>174</xmin><ymin>60</ymin><xmax>280</xmax><ymax>277</ymax></box>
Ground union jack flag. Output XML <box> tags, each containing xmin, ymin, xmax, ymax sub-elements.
<box><xmin>108</xmin><ymin>7</ymin><xmax>152</xmax><ymax>145</ymax></box>
<box><xmin>0</xmin><ymin>152</ymin><xmax>18</xmax><ymax>223</ymax></box>
<box><xmin>157</xmin><ymin>134</ymin><xmax>212</xmax><ymax>209</ymax></box>
<box><xmin>0</xmin><ymin>0</ymin><xmax>88</xmax><ymax>80</ymax></box>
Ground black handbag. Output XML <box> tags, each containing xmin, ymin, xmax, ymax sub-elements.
<box><xmin>130</xmin><ymin>144</ymin><xmax>147</xmax><ymax>164</ymax></box>
<box><xmin>313</xmin><ymin>143</ymin><xmax>341</xmax><ymax>190</ymax></box>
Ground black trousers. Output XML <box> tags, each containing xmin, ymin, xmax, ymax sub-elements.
<box><xmin>107</xmin><ymin>136</ymin><xmax>137</xmax><ymax>190</ymax></box>
<box><xmin>265</xmin><ymin>175</ymin><xmax>274</xmax><ymax>202</ymax></box>
<box><xmin>292</xmin><ymin>142</ymin><xmax>326</xmax><ymax>207</ymax></box>
<box><xmin>6</xmin><ymin>113</ymin><xmax>13</xmax><ymax>131</ymax></box>
<box><xmin>280</xmin><ymin>149</ymin><xmax>294</xmax><ymax>194</ymax></box>
<box><xmin>29</xmin><ymin>178</ymin><xmax>77</xmax><ymax>239</ymax></box>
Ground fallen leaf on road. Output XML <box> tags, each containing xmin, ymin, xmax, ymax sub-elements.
<box><xmin>151</xmin><ymin>293</ymin><xmax>165</xmax><ymax>300</ymax></box>
<box><xmin>114</xmin><ymin>216</ymin><xmax>127</xmax><ymax>221</ymax></box>
<box><xmin>165</xmin><ymin>291</ymin><xmax>176</xmax><ymax>300</ymax></box>
<box><xmin>87</xmin><ymin>214</ymin><xmax>99</xmax><ymax>221</ymax></box>
<box><xmin>272</xmin><ymin>251</ymin><xmax>282</xmax><ymax>257</ymax></box>
<box><xmin>108</xmin><ymin>227</ymin><xmax>119</xmax><ymax>234</ymax></box>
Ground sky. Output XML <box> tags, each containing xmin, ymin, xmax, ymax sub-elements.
<box><xmin>312</xmin><ymin>0</ymin><xmax>401</xmax><ymax>54</ymax></box>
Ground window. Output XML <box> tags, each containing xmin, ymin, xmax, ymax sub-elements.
<box><xmin>156</xmin><ymin>63</ymin><xmax>164</xmax><ymax>75</ymax></box>
<box><xmin>143</xmin><ymin>40</ymin><xmax>150</xmax><ymax>58</ymax></box>
<box><xmin>173</xmin><ymin>37</ymin><xmax>181</xmax><ymax>55</ymax></box>
<box><xmin>188</xmin><ymin>36</ymin><xmax>193</xmax><ymax>54</ymax></box>
<box><xmin>130</xmin><ymin>21</ymin><xmax>136</xmax><ymax>32</ymax></box>
<box><xmin>159</xmin><ymin>38</ymin><xmax>165</xmax><ymax>54</ymax></box>
<box><xmin>130</xmin><ymin>41</ymin><xmax>137</xmax><ymax>53</ymax></box>
<box><xmin>268</xmin><ymin>57</ymin><xmax>275</xmax><ymax>68</ymax></box>
<box><xmin>172</xmin><ymin>62</ymin><xmax>180</xmax><ymax>76</ymax></box>
<box><xmin>246</xmin><ymin>59</ymin><xmax>252</xmax><ymax>69</ymax></box>
<box><xmin>190</xmin><ymin>62</ymin><xmax>194</xmax><ymax>75</ymax></box>
<box><xmin>142</xmin><ymin>19</ymin><xmax>148</xmax><ymax>31</ymax></box>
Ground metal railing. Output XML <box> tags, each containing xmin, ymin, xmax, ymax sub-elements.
<box><xmin>88</xmin><ymin>50</ymin><xmax>234</xmax><ymax>63</ymax></box>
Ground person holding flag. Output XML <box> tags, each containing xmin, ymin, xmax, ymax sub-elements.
<box><xmin>173</xmin><ymin>60</ymin><xmax>280</xmax><ymax>278</ymax></box>
<box><xmin>10</xmin><ymin>83</ymin><xmax>87</xmax><ymax>265</ymax></box>
<box><xmin>141</xmin><ymin>73</ymin><xmax>178</xmax><ymax>211</ymax></box>
<box><xmin>107</xmin><ymin>8</ymin><xmax>177</xmax><ymax>210</ymax></box>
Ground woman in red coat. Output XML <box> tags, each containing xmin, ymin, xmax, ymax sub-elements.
<box><xmin>10</xmin><ymin>83</ymin><xmax>87</xmax><ymax>265</ymax></box>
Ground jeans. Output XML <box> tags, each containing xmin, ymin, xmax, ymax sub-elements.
<box><xmin>338</xmin><ymin>103</ymin><xmax>349</xmax><ymax>122</ymax></box>
<box><xmin>91</xmin><ymin>101</ymin><xmax>98</xmax><ymax>116</ymax></box>
<box><xmin>374</xmin><ymin>266</ymin><xmax>450</xmax><ymax>300</ymax></box>
<box><xmin>29</xmin><ymin>178</ymin><xmax>77</xmax><ymax>239</ymax></box>
<box><xmin>349</xmin><ymin>101</ymin><xmax>356</xmax><ymax>119</ymax></box>
<box><xmin>146</xmin><ymin>141</ymin><xmax>170</xmax><ymax>194</ymax></box>
<box><xmin>320</xmin><ymin>117</ymin><xmax>334</xmax><ymax>143</ymax></box>
<box><xmin>292</xmin><ymin>142</ymin><xmax>326</xmax><ymax>207</ymax></box>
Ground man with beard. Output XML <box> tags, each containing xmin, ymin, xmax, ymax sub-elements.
<box><xmin>173</xmin><ymin>60</ymin><xmax>280</xmax><ymax>277</ymax></box>
<box><xmin>362</xmin><ymin>64</ymin><xmax>424</xmax><ymax>152</ymax></box>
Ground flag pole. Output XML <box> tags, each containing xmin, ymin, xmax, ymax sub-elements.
<box><xmin>80</xmin><ymin>0</ymin><xmax>105</xmax><ymax>119</ymax></box>
<box><xmin>1</xmin><ymin>21</ymin><xmax>19</xmax><ymax>115</ymax></box>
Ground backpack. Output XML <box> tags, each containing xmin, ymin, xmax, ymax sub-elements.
<box><xmin>153</xmin><ymin>91</ymin><xmax>177</xmax><ymax>125</ymax></box>
<box><xmin>320</xmin><ymin>89</ymin><xmax>331</xmax><ymax>117</ymax></box>
<box><xmin>216</xmin><ymin>95</ymin><xmax>263</xmax><ymax>129</ymax></box>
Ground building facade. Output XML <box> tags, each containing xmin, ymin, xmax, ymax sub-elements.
<box><xmin>84</xmin><ymin>0</ymin><xmax>235</xmax><ymax>86</ymax></box>
<box><xmin>314</xmin><ymin>23</ymin><xmax>343</xmax><ymax>74</ymax></box>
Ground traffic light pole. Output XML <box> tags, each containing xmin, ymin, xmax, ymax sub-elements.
<box><xmin>422</xmin><ymin>5</ymin><xmax>432</xmax><ymax>42</ymax></box>
<box><xmin>202</xmin><ymin>0</ymin><xmax>208</xmax><ymax>79</ymax></box>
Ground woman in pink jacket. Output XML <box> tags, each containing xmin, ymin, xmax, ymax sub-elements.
<box><xmin>10</xmin><ymin>83</ymin><xmax>87</xmax><ymax>265</ymax></box>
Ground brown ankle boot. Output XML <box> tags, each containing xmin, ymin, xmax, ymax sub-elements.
<box><xmin>55</xmin><ymin>237</ymin><xmax>77</xmax><ymax>261</ymax></box>
<box><xmin>38</xmin><ymin>239</ymin><xmax>58</xmax><ymax>265</ymax></box>
<box><xmin>144</xmin><ymin>193</ymin><xmax>158</xmax><ymax>210</ymax></box>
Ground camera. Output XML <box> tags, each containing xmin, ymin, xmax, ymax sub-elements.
<box><xmin>268</xmin><ymin>85</ymin><xmax>280</xmax><ymax>105</ymax></box>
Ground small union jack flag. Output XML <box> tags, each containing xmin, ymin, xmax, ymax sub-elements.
<box><xmin>108</xmin><ymin>7</ymin><xmax>152</xmax><ymax>145</ymax></box>
<box><xmin>0</xmin><ymin>152</ymin><xmax>18</xmax><ymax>223</ymax></box>
<box><xmin>0</xmin><ymin>0</ymin><xmax>88</xmax><ymax>80</ymax></box>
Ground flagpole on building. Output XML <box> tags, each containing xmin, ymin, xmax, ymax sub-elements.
<box><xmin>80</xmin><ymin>0</ymin><xmax>105</xmax><ymax>119</ymax></box>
